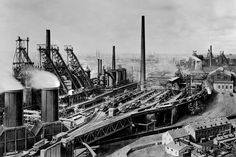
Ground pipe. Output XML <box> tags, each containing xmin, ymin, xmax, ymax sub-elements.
<box><xmin>112</xmin><ymin>46</ymin><xmax>116</xmax><ymax>70</ymax></box>
<box><xmin>140</xmin><ymin>15</ymin><xmax>146</xmax><ymax>90</ymax></box>
<box><xmin>46</xmin><ymin>29</ymin><xmax>51</xmax><ymax>58</ymax></box>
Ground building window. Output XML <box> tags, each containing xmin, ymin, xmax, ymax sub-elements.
<box><xmin>222</xmin><ymin>85</ymin><xmax>224</xmax><ymax>89</ymax></box>
<box><xmin>226</xmin><ymin>85</ymin><xmax>228</xmax><ymax>89</ymax></box>
<box><xmin>230</xmin><ymin>86</ymin><xmax>233</xmax><ymax>89</ymax></box>
<box><xmin>218</xmin><ymin>85</ymin><xmax>220</xmax><ymax>89</ymax></box>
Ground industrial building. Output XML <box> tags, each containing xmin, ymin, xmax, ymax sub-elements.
<box><xmin>162</xmin><ymin>128</ymin><xmax>190</xmax><ymax>145</ymax></box>
<box><xmin>161</xmin><ymin>117</ymin><xmax>233</xmax><ymax>157</ymax></box>
<box><xmin>165</xmin><ymin>141</ymin><xmax>193</xmax><ymax>157</ymax></box>
<box><xmin>184</xmin><ymin>117</ymin><xmax>231</xmax><ymax>143</ymax></box>
<box><xmin>207</xmin><ymin>67</ymin><xmax>236</xmax><ymax>93</ymax></box>
<box><xmin>0</xmin><ymin>15</ymin><xmax>217</xmax><ymax>157</ymax></box>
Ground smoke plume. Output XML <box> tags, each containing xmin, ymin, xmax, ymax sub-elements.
<box><xmin>0</xmin><ymin>57</ymin><xmax>23</xmax><ymax>93</ymax></box>
<box><xmin>0</xmin><ymin>71</ymin><xmax>23</xmax><ymax>93</ymax></box>
<box><xmin>154</xmin><ymin>56</ymin><xmax>178</xmax><ymax>74</ymax></box>
<box><xmin>23</xmin><ymin>67</ymin><xmax>60</xmax><ymax>89</ymax></box>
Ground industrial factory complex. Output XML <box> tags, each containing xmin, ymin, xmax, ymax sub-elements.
<box><xmin>1</xmin><ymin>14</ymin><xmax>236</xmax><ymax>157</ymax></box>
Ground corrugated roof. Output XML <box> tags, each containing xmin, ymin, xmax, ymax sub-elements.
<box><xmin>168</xmin><ymin>128</ymin><xmax>189</xmax><ymax>139</ymax></box>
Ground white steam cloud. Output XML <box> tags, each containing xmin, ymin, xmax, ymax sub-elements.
<box><xmin>0</xmin><ymin>58</ymin><xmax>23</xmax><ymax>93</ymax></box>
<box><xmin>0</xmin><ymin>71</ymin><xmax>23</xmax><ymax>93</ymax></box>
<box><xmin>23</xmin><ymin>67</ymin><xmax>60</xmax><ymax>89</ymax></box>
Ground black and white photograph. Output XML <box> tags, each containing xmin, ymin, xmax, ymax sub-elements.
<box><xmin>1</xmin><ymin>0</ymin><xmax>236</xmax><ymax>156</ymax></box>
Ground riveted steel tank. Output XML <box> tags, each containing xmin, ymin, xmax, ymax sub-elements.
<box><xmin>41</xmin><ymin>88</ymin><xmax>59</xmax><ymax>122</ymax></box>
<box><xmin>4</xmin><ymin>89</ymin><xmax>23</xmax><ymax>127</ymax></box>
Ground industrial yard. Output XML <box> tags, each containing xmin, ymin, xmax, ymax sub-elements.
<box><xmin>1</xmin><ymin>1</ymin><xmax>236</xmax><ymax>157</ymax></box>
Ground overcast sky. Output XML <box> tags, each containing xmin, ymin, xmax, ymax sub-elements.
<box><xmin>1</xmin><ymin>0</ymin><xmax>236</xmax><ymax>62</ymax></box>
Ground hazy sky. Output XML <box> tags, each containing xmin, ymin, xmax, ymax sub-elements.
<box><xmin>1</xmin><ymin>0</ymin><xmax>236</xmax><ymax>62</ymax></box>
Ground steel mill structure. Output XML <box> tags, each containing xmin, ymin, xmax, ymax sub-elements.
<box><xmin>0</xmin><ymin>16</ymin><xmax>217</xmax><ymax>157</ymax></box>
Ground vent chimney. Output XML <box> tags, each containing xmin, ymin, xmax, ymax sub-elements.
<box><xmin>46</xmin><ymin>29</ymin><xmax>51</xmax><ymax>57</ymax></box>
<box><xmin>98</xmin><ymin>59</ymin><xmax>103</xmax><ymax>76</ymax></box>
<box><xmin>140</xmin><ymin>15</ymin><xmax>146</xmax><ymax>90</ymax></box>
<box><xmin>112</xmin><ymin>46</ymin><xmax>116</xmax><ymax>70</ymax></box>
<box><xmin>4</xmin><ymin>90</ymin><xmax>23</xmax><ymax>127</ymax></box>
<box><xmin>209</xmin><ymin>45</ymin><xmax>212</xmax><ymax>66</ymax></box>
<box><xmin>41</xmin><ymin>88</ymin><xmax>59</xmax><ymax>122</ymax></box>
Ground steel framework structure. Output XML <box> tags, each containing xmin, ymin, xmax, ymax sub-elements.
<box><xmin>64</xmin><ymin>116</ymin><xmax>132</xmax><ymax>147</ymax></box>
<box><xmin>65</xmin><ymin>45</ymin><xmax>93</xmax><ymax>88</ymax></box>
<box><xmin>13</xmin><ymin>37</ymin><xmax>34</xmax><ymax>80</ymax></box>
<box><xmin>38</xmin><ymin>44</ymin><xmax>68</xmax><ymax>94</ymax></box>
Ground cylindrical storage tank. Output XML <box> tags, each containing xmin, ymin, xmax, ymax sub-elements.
<box><xmin>41</xmin><ymin>88</ymin><xmax>59</xmax><ymax>122</ymax></box>
<box><xmin>122</xmin><ymin>69</ymin><xmax>127</xmax><ymax>81</ymax></box>
<box><xmin>4</xmin><ymin>89</ymin><xmax>23</xmax><ymax>127</ymax></box>
<box><xmin>23</xmin><ymin>87</ymin><xmax>32</xmax><ymax>108</ymax></box>
<box><xmin>108</xmin><ymin>75</ymin><xmax>113</xmax><ymax>87</ymax></box>
<box><xmin>32</xmin><ymin>88</ymin><xmax>42</xmax><ymax>109</ymax></box>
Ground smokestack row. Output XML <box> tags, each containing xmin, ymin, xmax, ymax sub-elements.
<box><xmin>140</xmin><ymin>15</ymin><xmax>146</xmax><ymax>90</ymax></box>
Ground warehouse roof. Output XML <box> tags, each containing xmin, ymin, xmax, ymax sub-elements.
<box><xmin>187</xmin><ymin>117</ymin><xmax>230</xmax><ymax>131</ymax></box>
<box><xmin>167</xmin><ymin>128</ymin><xmax>189</xmax><ymax>139</ymax></box>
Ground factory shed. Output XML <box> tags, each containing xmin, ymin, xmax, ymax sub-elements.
<box><xmin>184</xmin><ymin>117</ymin><xmax>231</xmax><ymax>143</ymax></box>
<box><xmin>162</xmin><ymin>128</ymin><xmax>190</xmax><ymax>145</ymax></box>
<box><xmin>207</xmin><ymin>67</ymin><xmax>236</xmax><ymax>93</ymax></box>
<box><xmin>165</xmin><ymin>141</ymin><xmax>192</xmax><ymax>157</ymax></box>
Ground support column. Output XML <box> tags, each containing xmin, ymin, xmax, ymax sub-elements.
<box><xmin>61</xmin><ymin>141</ymin><xmax>74</xmax><ymax>157</ymax></box>
<box><xmin>163</xmin><ymin>112</ymin><xmax>167</xmax><ymax>124</ymax></box>
<box><xmin>171</xmin><ymin>106</ymin><xmax>177</xmax><ymax>125</ymax></box>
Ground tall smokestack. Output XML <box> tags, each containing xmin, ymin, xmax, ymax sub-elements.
<box><xmin>209</xmin><ymin>45</ymin><xmax>212</xmax><ymax>66</ymax></box>
<box><xmin>98</xmin><ymin>59</ymin><xmax>103</xmax><ymax>76</ymax></box>
<box><xmin>41</xmin><ymin>88</ymin><xmax>59</xmax><ymax>122</ymax></box>
<box><xmin>26</xmin><ymin>37</ymin><xmax>29</xmax><ymax>55</ymax></box>
<box><xmin>46</xmin><ymin>29</ymin><xmax>51</xmax><ymax>57</ymax></box>
<box><xmin>112</xmin><ymin>46</ymin><xmax>116</xmax><ymax>70</ymax></box>
<box><xmin>140</xmin><ymin>16</ymin><xmax>146</xmax><ymax>90</ymax></box>
<box><xmin>4</xmin><ymin>90</ymin><xmax>23</xmax><ymax>127</ymax></box>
